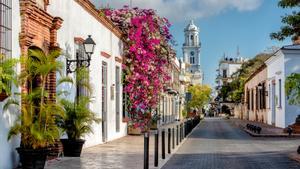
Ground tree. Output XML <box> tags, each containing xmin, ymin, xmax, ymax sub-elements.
<box><xmin>285</xmin><ymin>73</ymin><xmax>300</xmax><ymax>105</ymax></box>
<box><xmin>6</xmin><ymin>48</ymin><xmax>64</xmax><ymax>149</ymax></box>
<box><xmin>187</xmin><ymin>85</ymin><xmax>212</xmax><ymax>112</ymax></box>
<box><xmin>219</xmin><ymin>53</ymin><xmax>271</xmax><ymax>103</ymax></box>
<box><xmin>270</xmin><ymin>0</ymin><xmax>300</xmax><ymax>41</ymax></box>
<box><xmin>103</xmin><ymin>7</ymin><xmax>174</xmax><ymax>130</ymax></box>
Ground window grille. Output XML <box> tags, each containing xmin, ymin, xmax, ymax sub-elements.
<box><xmin>0</xmin><ymin>0</ymin><xmax>12</xmax><ymax>60</ymax></box>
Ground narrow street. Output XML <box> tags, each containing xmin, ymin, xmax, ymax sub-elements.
<box><xmin>162</xmin><ymin>118</ymin><xmax>300</xmax><ymax>169</ymax></box>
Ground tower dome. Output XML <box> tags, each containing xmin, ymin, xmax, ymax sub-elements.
<box><xmin>185</xmin><ymin>20</ymin><xmax>198</xmax><ymax>32</ymax></box>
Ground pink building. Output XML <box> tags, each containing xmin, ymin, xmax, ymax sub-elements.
<box><xmin>243</xmin><ymin>65</ymin><xmax>268</xmax><ymax>123</ymax></box>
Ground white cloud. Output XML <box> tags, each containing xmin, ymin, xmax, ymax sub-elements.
<box><xmin>91</xmin><ymin>0</ymin><xmax>263</xmax><ymax>22</ymax></box>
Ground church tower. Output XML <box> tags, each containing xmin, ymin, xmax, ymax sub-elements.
<box><xmin>182</xmin><ymin>20</ymin><xmax>203</xmax><ymax>85</ymax></box>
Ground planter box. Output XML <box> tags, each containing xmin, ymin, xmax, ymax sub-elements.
<box><xmin>128</xmin><ymin>126</ymin><xmax>142</xmax><ymax>135</ymax></box>
<box><xmin>0</xmin><ymin>92</ymin><xmax>8</xmax><ymax>101</ymax></box>
<box><xmin>150</xmin><ymin>123</ymin><xmax>158</xmax><ymax>130</ymax></box>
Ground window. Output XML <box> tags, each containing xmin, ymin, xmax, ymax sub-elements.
<box><xmin>247</xmin><ymin>90</ymin><xmax>250</xmax><ymax>110</ymax></box>
<box><xmin>191</xmin><ymin>35</ymin><xmax>194</xmax><ymax>46</ymax></box>
<box><xmin>269</xmin><ymin>84</ymin><xmax>271</xmax><ymax>108</ymax></box>
<box><xmin>102</xmin><ymin>62</ymin><xmax>107</xmax><ymax>119</ymax></box>
<box><xmin>0</xmin><ymin>0</ymin><xmax>12</xmax><ymax>58</ymax></box>
<box><xmin>223</xmin><ymin>69</ymin><xmax>227</xmax><ymax>78</ymax></box>
<box><xmin>262</xmin><ymin>83</ymin><xmax>266</xmax><ymax>109</ymax></box>
<box><xmin>101</xmin><ymin>62</ymin><xmax>108</xmax><ymax>142</ymax></box>
<box><xmin>190</xmin><ymin>56</ymin><xmax>194</xmax><ymax>64</ymax></box>
<box><xmin>279</xmin><ymin>79</ymin><xmax>282</xmax><ymax>108</ymax></box>
<box><xmin>115</xmin><ymin>66</ymin><xmax>120</xmax><ymax>132</ymax></box>
<box><xmin>122</xmin><ymin>93</ymin><xmax>128</xmax><ymax>119</ymax></box>
<box><xmin>251</xmin><ymin>89</ymin><xmax>254</xmax><ymax>111</ymax></box>
<box><xmin>256</xmin><ymin>87</ymin><xmax>259</xmax><ymax>110</ymax></box>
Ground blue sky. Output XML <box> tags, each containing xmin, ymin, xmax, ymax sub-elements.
<box><xmin>92</xmin><ymin>0</ymin><xmax>292</xmax><ymax>86</ymax></box>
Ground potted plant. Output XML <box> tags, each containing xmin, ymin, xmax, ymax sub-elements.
<box><xmin>150</xmin><ymin>113</ymin><xmax>161</xmax><ymax>130</ymax></box>
<box><xmin>127</xmin><ymin>122</ymin><xmax>142</xmax><ymax>135</ymax></box>
<box><xmin>0</xmin><ymin>54</ymin><xmax>18</xmax><ymax>101</ymax></box>
<box><xmin>5</xmin><ymin>49</ymin><xmax>64</xmax><ymax>169</ymax></box>
<box><xmin>56</xmin><ymin>68</ymin><xmax>100</xmax><ymax>157</ymax></box>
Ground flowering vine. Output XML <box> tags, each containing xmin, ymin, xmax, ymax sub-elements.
<box><xmin>103</xmin><ymin>6</ymin><xmax>174</xmax><ymax>130</ymax></box>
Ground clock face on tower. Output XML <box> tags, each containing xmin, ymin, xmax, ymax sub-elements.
<box><xmin>190</xmin><ymin>51</ymin><xmax>194</xmax><ymax>56</ymax></box>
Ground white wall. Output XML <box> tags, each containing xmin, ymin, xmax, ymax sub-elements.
<box><xmin>0</xmin><ymin>1</ymin><xmax>21</xmax><ymax>169</ymax></box>
<box><xmin>228</xmin><ymin>64</ymin><xmax>241</xmax><ymax>77</ymax></box>
<box><xmin>284</xmin><ymin>49</ymin><xmax>300</xmax><ymax>127</ymax></box>
<box><xmin>266</xmin><ymin>51</ymin><xmax>285</xmax><ymax>128</ymax></box>
<box><xmin>48</xmin><ymin>0</ymin><xmax>126</xmax><ymax>147</ymax></box>
<box><xmin>266</xmin><ymin>48</ymin><xmax>300</xmax><ymax>128</ymax></box>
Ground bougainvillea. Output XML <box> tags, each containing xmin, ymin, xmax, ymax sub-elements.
<box><xmin>103</xmin><ymin>6</ymin><xmax>174</xmax><ymax>130</ymax></box>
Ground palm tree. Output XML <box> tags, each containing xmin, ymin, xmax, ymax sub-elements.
<box><xmin>5</xmin><ymin>48</ymin><xmax>65</xmax><ymax>169</ymax></box>
<box><xmin>57</xmin><ymin>68</ymin><xmax>100</xmax><ymax>157</ymax></box>
<box><xmin>0</xmin><ymin>54</ymin><xmax>18</xmax><ymax>100</ymax></box>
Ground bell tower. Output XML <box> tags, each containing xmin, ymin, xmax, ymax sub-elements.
<box><xmin>182</xmin><ymin>20</ymin><xmax>203</xmax><ymax>84</ymax></box>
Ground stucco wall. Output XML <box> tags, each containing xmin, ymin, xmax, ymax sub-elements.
<box><xmin>0</xmin><ymin>1</ymin><xmax>21</xmax><ymax>169</ymax></box>
<box><xmin>266</xmin><ymin>51</ymin><xmax>285</xmax><ymax>128</ymax></box>
<box><xmin>47</xmin><ymin>0</ymin><xmax>126</xmax><ymax>147</ymax></box>
<box><xmin>228</xmin><ymin>63</ymin><xmax>241</xmax><ymax>77</ymax></box>
<box><xmin>244</xmin><ymin>67</ymin><xmax>268</xmax><ymax>123</ymax></box>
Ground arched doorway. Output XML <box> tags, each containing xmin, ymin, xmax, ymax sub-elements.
<box><xmin>221</xmin><ymin>105</ymin><xmax>231</xmax><ymax>115</ymax></box>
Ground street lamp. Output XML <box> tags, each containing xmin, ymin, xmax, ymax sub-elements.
<box><xmin>66</xmin><ymin>35</ymin><xmax>96</xmax><ymax>74</ymax></box>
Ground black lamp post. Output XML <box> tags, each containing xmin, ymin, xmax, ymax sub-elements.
<box><xmin>66</xmin><ymin>35</ymin><xmax>96</xmax><ymax>74</ymax></box>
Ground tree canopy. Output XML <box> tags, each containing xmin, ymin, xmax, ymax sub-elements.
<box><xmin>270</xmin><ymin>0</ymin><xmax>300</xmax><ymax>41</ymax></box>
<box><xmin>187</xmin><ymin>85</ymin><xmax>212</xmax><ymax>111</ymax></box>
<box><xmin>285</xmin><ymin>73</ymin><xmax>300</xmax><ymax>105</ymax></box>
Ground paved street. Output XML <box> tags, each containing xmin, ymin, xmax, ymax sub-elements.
<box><xmin>162</xmin><ymin>117</ymin><xmax>300</xmax><ymax>169</ymax></box>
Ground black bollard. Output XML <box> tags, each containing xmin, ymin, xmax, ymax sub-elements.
<box><xmin>172</xmin><ymin>128</ymin><xmax>175</xmax><ymax>149</ymax></box>
<box><xmin>182</xmin><ymin>124</ymin><xmax>184</xmax><ymax>139</ymax></box>
<box><xmin>287</xmin><ymin>127</ymin><xmax>293</xmax><ymax>137</ymax></box>
<box><xmin>154</xmin><ymin>130</ymin><xmax>159</xmax><ymax>167</ymax></box>
<box><xmin>162</xmin><ymin>129</ymin><xmax>165</xmax><ymax>159</ymax></box>
<box><xmin>144</xmin><ymin>132</ymin><xmax>149</xmax><ymax>169</ymax></box>
<box><xmin>184</xmin><ymin>121</ymin><xmax>187</xmax><ymax>137</ymax></box>
<box><xmin>179</xmin><ymin>124</ymin><xmax>182</xmax><ymax>142</ymax></box>
<box><xmin>176</xmin><ymin>125</ymin><xmax>179</xmax><ymax>146</ymax></box>
<box><xmin>168</xmin><ymin>128</ymin><xmax>171</xmax><ymax>154</ymax></box>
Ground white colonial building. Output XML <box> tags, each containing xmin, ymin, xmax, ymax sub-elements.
<box><xmin>215</xmin><ymin>52</ymin><xmax>247</xmax><ymax>115</ymax></box>
<box><xmin>265</xmin><ymin>45</ymin><xmax>300</xmax><ymax>128</ymax></box>
<box><xmin>182</xmin><ymin>20</ymin><xmax>203</xmax><ymax>85</ymax></box>
<box><xmin>0</xmin><ymin>1</ymin><xmax>127</xmax><ymax>168</ymax></box>
<box><xmin>216</xmin><ymin>55</ymin><xmax>246</xmax><ymax>88</ymax></box>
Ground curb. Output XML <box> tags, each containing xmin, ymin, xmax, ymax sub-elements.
<box><xmin>156</xmin><ymin>120</ymin><xmax>202</xmax><ymax>169</ymax></box>
<box><xmin>243</xmin><ymin>128</ymin><xmax>300</xmax><ymax>138</ymax></box>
